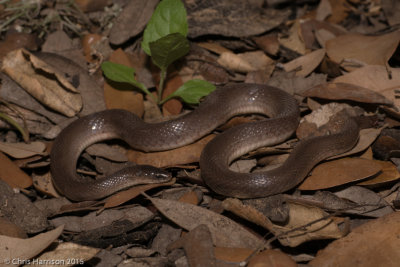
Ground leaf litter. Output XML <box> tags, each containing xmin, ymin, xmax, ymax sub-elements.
<box><xmin>0</xmin><ymin>0</ymin><xmax>400</xmax><ymax>266</ymax></box>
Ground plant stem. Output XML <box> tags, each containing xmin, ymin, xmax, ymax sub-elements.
<box><xmin>158</xmin><ymin>69</ymin><xmax>167</xmax><ymax>104</ymax></box>
<box><xmin>138</xmin><ymin>84</ymin><xmax>157</xmax><ymax>103</ymax></box>
<box><xmin>0</xmin><ymin>112</ymin><xmax>29</xmax><ymax>142</ymax></box>
<box><xmin>158</xmin><ymin>94</ymin><xmax>174</xmax><ymax>105</ymax></box>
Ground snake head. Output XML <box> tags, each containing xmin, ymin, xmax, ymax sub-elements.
<box><xmin>132</xmin><ymin>165</ymin><xmax>172</xmax><ymax>183</ymax></box>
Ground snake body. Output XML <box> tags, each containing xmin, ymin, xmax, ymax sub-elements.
<box><xmin>50</xmin><ymin>84</ymin><xmax>359</xmax><ymax>201</ymax></box>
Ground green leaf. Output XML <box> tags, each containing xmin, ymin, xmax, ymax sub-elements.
<box><xmin>101</xmin><ymin>61</ymin><xmax>155</xmax><ymax>101</ymax></box>
<box><xmin>150</xmin><ymin>33</ymin><xmax>189</xmax><ymax>71</ymax></box>
<box><xmin>141</xmin><ymin>0</ymin><xmax>188</xmax><ymax>55</ymax></box>
<box><xmin>162</xmin><ymin>79</ymin><xmax>216</xmax><ymax>104</ymax></box>
<box><xmin>101</xmin><ymin>61</ymin><xmax>136</xmax><ymax>84</ymax></box>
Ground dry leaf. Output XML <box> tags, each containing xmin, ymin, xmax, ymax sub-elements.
<box><xmin>104</xmin><ymin>49</ymin><xmax>144</xmax><ymax>117</ymax></box>
<box><xmin>0</xmin><ymin>151</ymin><xmax>32</xmax><ymax>188</ymax></box>
<box><xmin>214</xmin><ymin>247</ymin><xmax>254</xmax><ymax>263</ymax></box>
<box><xmin>316</xmin><ymin>0</ymin><xmax>332</xmax><ymax>21</ymax></box>
<box><xmin>278</xmin><ymin>20</ymin><xmax>306</xmax><ymax>55</ymax></box>
<box><xmin>58</xmin><ymin>201</ymin><xmax>100</xmax><ymax>214</ymax></box>
<box><xmin>197</xmin><ymin>42</ymin><xmax>232</xmax><ymax>55</ymax></box>
<box><xmin>35</xmin><ymin>51</ymin><xmax>106</xmax><ymax>117</ymax></box>
<box><xmin>0</xmin><ymin>217</ymin><xmax>27</xmax><ymax>238</ymax></box>
<box><xmin>299</xmin><ymin>158</ymin><xmax>382</xmax><ymax>190</ymax></box>
<box><xmin>301</xmin><ymin>82</ymin><xmax>392</xmax><ymax>105</ymax></box>
<box><xmin>32</xmin><ymin>172</ymin><xmax>60</xmax><ymax>198</ymax></box>
<box><xmin>329</xmin><ymin>127</ymin><xmax>383</xmax><ymax>159</ymax></box>
<box><xmin>51</xmin><ymin>206</ymin><xmax>153</xmax><ymax>232</ymax></box>
<box><xmin>334</xmin><ymin>186</ymin><xmax>393</xmax><ymax>218</ymax></box>
<box><xmin>81</xmin><ymin>33</ymin><xmax>104</xmax><ymax>63</ymax></box>
<box><xmin>86</xmin><ymin>143</ymin><xmax>127</xmax><ymax>162</ymax></box>
<box><xmin>168</xmin><ymin>224</ymin><xmax>216</xmax><ymax>267</ymax></box>
<box><xmin>360</xmin><ymin>147</ymin><xmax>373</xmax><ymax>160</ymax></box>
<box><xmin>309</xmin><ymin>211</ymin><xmax>400</xmax><ymax>267</ymax></box>
<box><xmin>162</xmin><ymin>73</ymin><xmax>183</xmax><ymax>116</ymax></box>
<box><xmin>277</xmin><ymin>203</ymin><xmax>343</xmax><ymax>247</ymax></box>
<box><xmin>358</xmin><ymin>160</ymin><xmax>400</xmax><ymax>185</ymax></box>
<box><xmin>230</xmin><ymin>159</ymin><xmax>257</xmax><ymax>173</ymax></box>
<box><xmin>178</xmin><ymin>191</ymin><xmax>200</xmax><ymax>205</ymax></box>
<box><xmin>0</xmin><ymin>32</ymin><xmax>38</xmax><ymax>62</ymax></box>
<box><xmin>296</xmin><ymin>102</ymin><xmax>356</xmax><ymax>139</ymax></box>
<box><xmin>333</xmin><ymin>65</ymin><xmax>400</xmax><ymax>109</ymax></box>
<box><xmin>299</xmin><ymin>19</ymin><xmax>347</xmax><ymax>49</ymax></box>
<box><xmin>75</xmin><ymin>0</ymin><xmax>111</xmax><ymax>12</ymax></box>
<box><xmin>325</xmin><ymin>0</ymin><xmax>351</xmax><ymax>23</ymax></box>
<box><xmin>245</xmin><ymin>65</ymin><xmax>275</xmax><ymax>84</ymax></box>
<box><xmin>381</xmin><ymin>0</ymin><xmax>400</xmax><ymax>26</ymax></box>
<box><xmin>304</xmin><ymin>0</ymin><xmax>351</xmax><ymax>24</ymax></box>
<box><xmin>222</xmin><ymin>199</ymin><xmax>342</xmax><ymax>247</ymax></box>
<box><xmin>283</xmin><ymin>48</ymin><xmax>326</xmax><ymax>77</ymax></box>
<box><xmin>306</xmin><ymin>97</ymin><xmax>322</xmax><ymax>110</ymax></box>
<box><xmin>28</xmin><ymin>242</ymin><xmax>99</xmax><ymax>267</ymax></box>
<box><xmin>221</xmin><ymin>198</ymin><xmax>276</xmax><ymax>231</ymax></box>
<box><xmin>109</xmin><ymin>0</ymin><xmax>158</xmax><ymax>45</ymax></box>
<box><xmin>315</xmin><ymin>28</ymin><xmax>337</xmax><ymax>47</ymax></box>
<box><xmin>148</xmin><ymin>197</ymin><xmax>262</xmax><ymax>249</ymax></box>
<box><xmin>2</xmin><ymin>49</ymin><xmax>82</xmax><ymax>117</ymax></box>
<box><xmin>217</xmin><ymin>51</ymin><xmax>274</xmax><ymax>73</ymax></box>
<box><xmin>247</xmin><ymin>249</ymin><xmax>297</xmax><ymax>267</ymax></box>
<box><xmin>217</xmin><ymin>52</ymin><xmax>256</xmax><ymax>73</ymax></box>
<box><xmin>237</xmin><ymin>51</ymin><xmax>274</xmax><ymax>71</ymax></box>
<box><xmin>326</xmin><ymin>30</ymin><xmax>400</xmax><ymax>70</ymax></box>
<box><xmin>127</xmin><ymin>134</ymin><xmax>215</xmax><ymax>167</ymax></box>
<box><xmin>0</xmin><ymin>141</ymin><xmax>46</xmax><ymax>159</ymax></box>
<box><xmin>252</xmin><ymin>34</ymin><xmax>280</xmax><ymax>56</ymax></box>
<box><xmin>0</xmin><ymin>225</ymin><xmax>64</xmax><ymax>266</ymax></box>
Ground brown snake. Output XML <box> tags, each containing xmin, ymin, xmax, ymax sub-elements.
<box><xmin>50</xmin><ymin>84</ymin><xmax>359</xmax><ymax>201</ymax></box>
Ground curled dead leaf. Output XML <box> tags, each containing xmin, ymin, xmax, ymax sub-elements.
<box><xmin>2</xmin><ymin>49</ymin><xmax>82</xmax><ymax>117</ymax></box>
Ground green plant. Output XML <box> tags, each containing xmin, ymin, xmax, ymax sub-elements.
<box><xmin>101</xmin><ymin>0</ymin><xmax>215</xmax><ymax>105</ymax></box>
